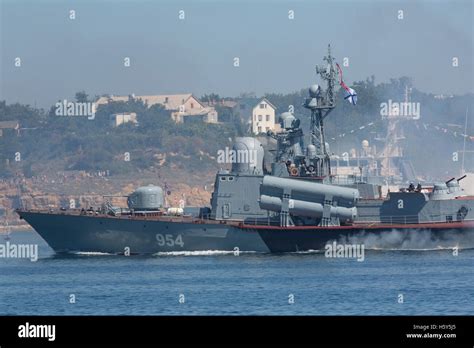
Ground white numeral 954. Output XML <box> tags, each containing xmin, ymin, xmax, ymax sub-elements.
<box><xmin>156</xmin><ymin>234</ymin><xmax>184</xmax><ymax>247</ymax></box>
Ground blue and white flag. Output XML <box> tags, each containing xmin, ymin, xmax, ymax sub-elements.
<box><xmin>336</xmin><ymin>63</ymin><xmax>357</xmax><ymax>105</ymax></box>
<box><xmin>343</xmin><ymin>87</ymin><xmax>357</xmax><ymax>105</ymax></box>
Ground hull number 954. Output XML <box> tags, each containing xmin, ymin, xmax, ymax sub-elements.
<box><xmin>156</xmin><ymin>233</ymin><xmax>184</xmax><ymax>247</ymax></box>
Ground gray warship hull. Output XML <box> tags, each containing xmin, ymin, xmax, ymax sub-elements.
<box><xmin>18</xmin><ymin>210</ymin><xmax>474</xmax><ymax>254</ymax></box>
<box><xmin>18</xmin><ymin>211</ymin><xmax>270</xmax><ymax>254</ymax></box>
<box><xmin>245</xmin><ymin>222</ymin><xmax>474</xmax><ymax>253</ymax></box>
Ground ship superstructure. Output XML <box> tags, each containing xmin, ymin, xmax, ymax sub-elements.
<box><xmin>17</xmin><ymin>46</ymin><xmax>474</xmax><ymax>254</ymax></box>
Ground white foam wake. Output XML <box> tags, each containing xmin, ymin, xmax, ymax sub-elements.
<box><xmin>71</xmin><ymin>251</ymin><xmax>114</xmax><ymax>256</ymax></box>
<box><xmin>337</xmin><ymin>229</ymin><xmax>474</xmax><ymax>251</ymax></box>
<box><xmin>289</xmin><ymin>249</ymin><xmax>325</xmax><ymax>254</ymax></box>
<box><xmin>153</xmin><ymin>250</ymin><xmax>260</xmax><ymax>256</ymax></box>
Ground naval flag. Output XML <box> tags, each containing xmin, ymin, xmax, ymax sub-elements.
<box><xmin>336</xmin><ymin>63</ymin><xmax>357</xmax><ymax>105</ymax></box>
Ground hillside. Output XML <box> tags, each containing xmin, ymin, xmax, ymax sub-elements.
<box><xmin>1</xmin><ymin>78</ymin><xmax>473</xmax><ymax>228</ymax></box>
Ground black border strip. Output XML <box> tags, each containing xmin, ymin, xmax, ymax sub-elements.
<box><xmin>0</xmin><ymin>316</ymin><xmax>472</xmax><ymax>346</ymax></box>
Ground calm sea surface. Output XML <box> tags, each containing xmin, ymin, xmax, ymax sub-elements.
<box><xmin>0</xmin><ymin>231</ymin><xmax>473</xmax><ymax>315</ymax></box>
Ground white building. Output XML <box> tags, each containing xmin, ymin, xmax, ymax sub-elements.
<box><xmin>96</xmin><ymin>94</ymin><xmax>218</xmax><ymax>124</ymax></box>
<box><xmin>110</xmin><ymin>112</ymin><xmax>137</xmax><ymax>127</ymax></box>
<box><xmin>252</xmin><ymin>98</ymin><xmax>276</xmax><ymax>134</ymax></box>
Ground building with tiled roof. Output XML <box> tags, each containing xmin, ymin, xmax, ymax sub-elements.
<box><xmin>95</xmin><ymin>94</ymin><xmax>218</xmax><ymax>124</ymax></box>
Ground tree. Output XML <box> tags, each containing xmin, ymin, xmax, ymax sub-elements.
<box><xmin>200</xmin><ymin>93</ymin><xmax>221</xmax><ymax>104</ymax></box>
<box><xmin>75</xmin><ymin>91</ymin><xmax>89</xmax><ymax>103</ymax></box>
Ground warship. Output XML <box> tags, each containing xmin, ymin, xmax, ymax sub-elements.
<box><xmin>17</xmin><ymin>46</ymin><xmax>474</xmax><ymax>254</ymax></box>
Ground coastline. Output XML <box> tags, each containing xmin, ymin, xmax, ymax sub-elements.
<box><xmin>0</xmin><ymin>224</ymin><xmax>33</xmax><ymax>233</ymax></box>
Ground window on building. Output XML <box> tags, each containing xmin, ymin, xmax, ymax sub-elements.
<box><xmin>191</xmin><ymin>103</ymin><xmax>194</xmax><ymax>109</ymax></box>
<box><xmin>258</xmin><ymin>115</ymin><xmax>262</xmax><ymax>121</ymax></box>
<box><xmin>258</xmin><ymin>126</ymin><xmax>262</xmax><ymax>133</ymax></box>
<box><xmin>260</xmin><ymin>103</ymin><xmax>266</xmax><ymax>109</ymax></box>
<box><xmin>265</xmin><ymin>127</ymin><xmax>269</xmax><ymax>132</ymax></box>
<box><xmin>266</xmin><ymin>115</ymin><xmax>270</xmax><ymax>121</ymax></box>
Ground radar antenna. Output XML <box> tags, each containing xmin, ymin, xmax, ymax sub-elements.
<box><xmin>303</xmin><ymin>44</ymin><xmax>338</xmax><ymax>177</ymax></box>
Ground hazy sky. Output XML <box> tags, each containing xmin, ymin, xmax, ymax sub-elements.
<box><xmin>1</xmin><ymin>0</ymin><xmax>473</xmax><ymax>108</ymax></box>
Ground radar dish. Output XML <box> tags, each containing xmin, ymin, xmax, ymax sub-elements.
<box><xmin>309</xmin><ymin>84</ymin><xmax>320</xmax><ymax>98</ymax></box>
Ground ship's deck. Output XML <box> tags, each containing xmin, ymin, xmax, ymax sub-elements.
<box><xmin>239</xmin><ymin>220</ymin><xmax>474</xmax><ymax>230</ymax></box>
<box><xmin>16</xmin><ymin>209</ymin><xmax>242</xmax><ymax>226</ymax></box>
<box><xmin>17</xmin><ymin>209</ymin><xmax>474</xmax><ymax>231</ymax></box>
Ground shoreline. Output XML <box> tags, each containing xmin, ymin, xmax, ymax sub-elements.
<box><xmin>0</xmin><ymin>225</ymin><xmax>34</xmax><ymax>233</ymax></box>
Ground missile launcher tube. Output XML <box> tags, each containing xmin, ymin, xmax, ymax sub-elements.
<box><xmin>261</xmin><ymin>175</ymin><xmax>359</xmax><ymax>207</ymax></box>
<box><xmin>260</xmin><ymin>195</ymin><xmax>357</xmax><ymax>220</ymax></box>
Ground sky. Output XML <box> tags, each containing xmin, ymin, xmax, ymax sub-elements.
<box><xmin>0</xmin><ymin>0</ymin><xmax>473</xmax><ymax>108</ymax></box>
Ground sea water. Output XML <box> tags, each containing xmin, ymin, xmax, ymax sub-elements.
<box><xmin>0</xmin><ymin>231</ymin><xmax>472</xmax><ymax>315</ymax></box>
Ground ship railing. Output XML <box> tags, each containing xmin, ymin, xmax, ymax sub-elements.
<box><xmin>330</xmin><ymin>175</ymin><xmax>363</xmax><ymax>185</ymax></box>
<box><xmin>355</xmin><ymin>215</ymin><xmax>419</xmax><ymax>224</ymax></box>
<box><xmin>355</xmin><ymin>214</ymin><xmax>474</xmax><ymax>225</ymax></box>
<box><xmin>243</xmin><ymin>217</ymin><xmax>282</xmax><ymax>226</ymax></box>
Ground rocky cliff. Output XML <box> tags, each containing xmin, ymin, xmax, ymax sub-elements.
<box><xmin>0</xmin><ymin>171</ymin><xmax>213</xmax><ymax>232</ymax></box>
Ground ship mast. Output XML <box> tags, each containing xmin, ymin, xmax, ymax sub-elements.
<box><xmin>304</xmin><ymin>44</ymin><xmax>338</xmax><ymax>177</ymax></box>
